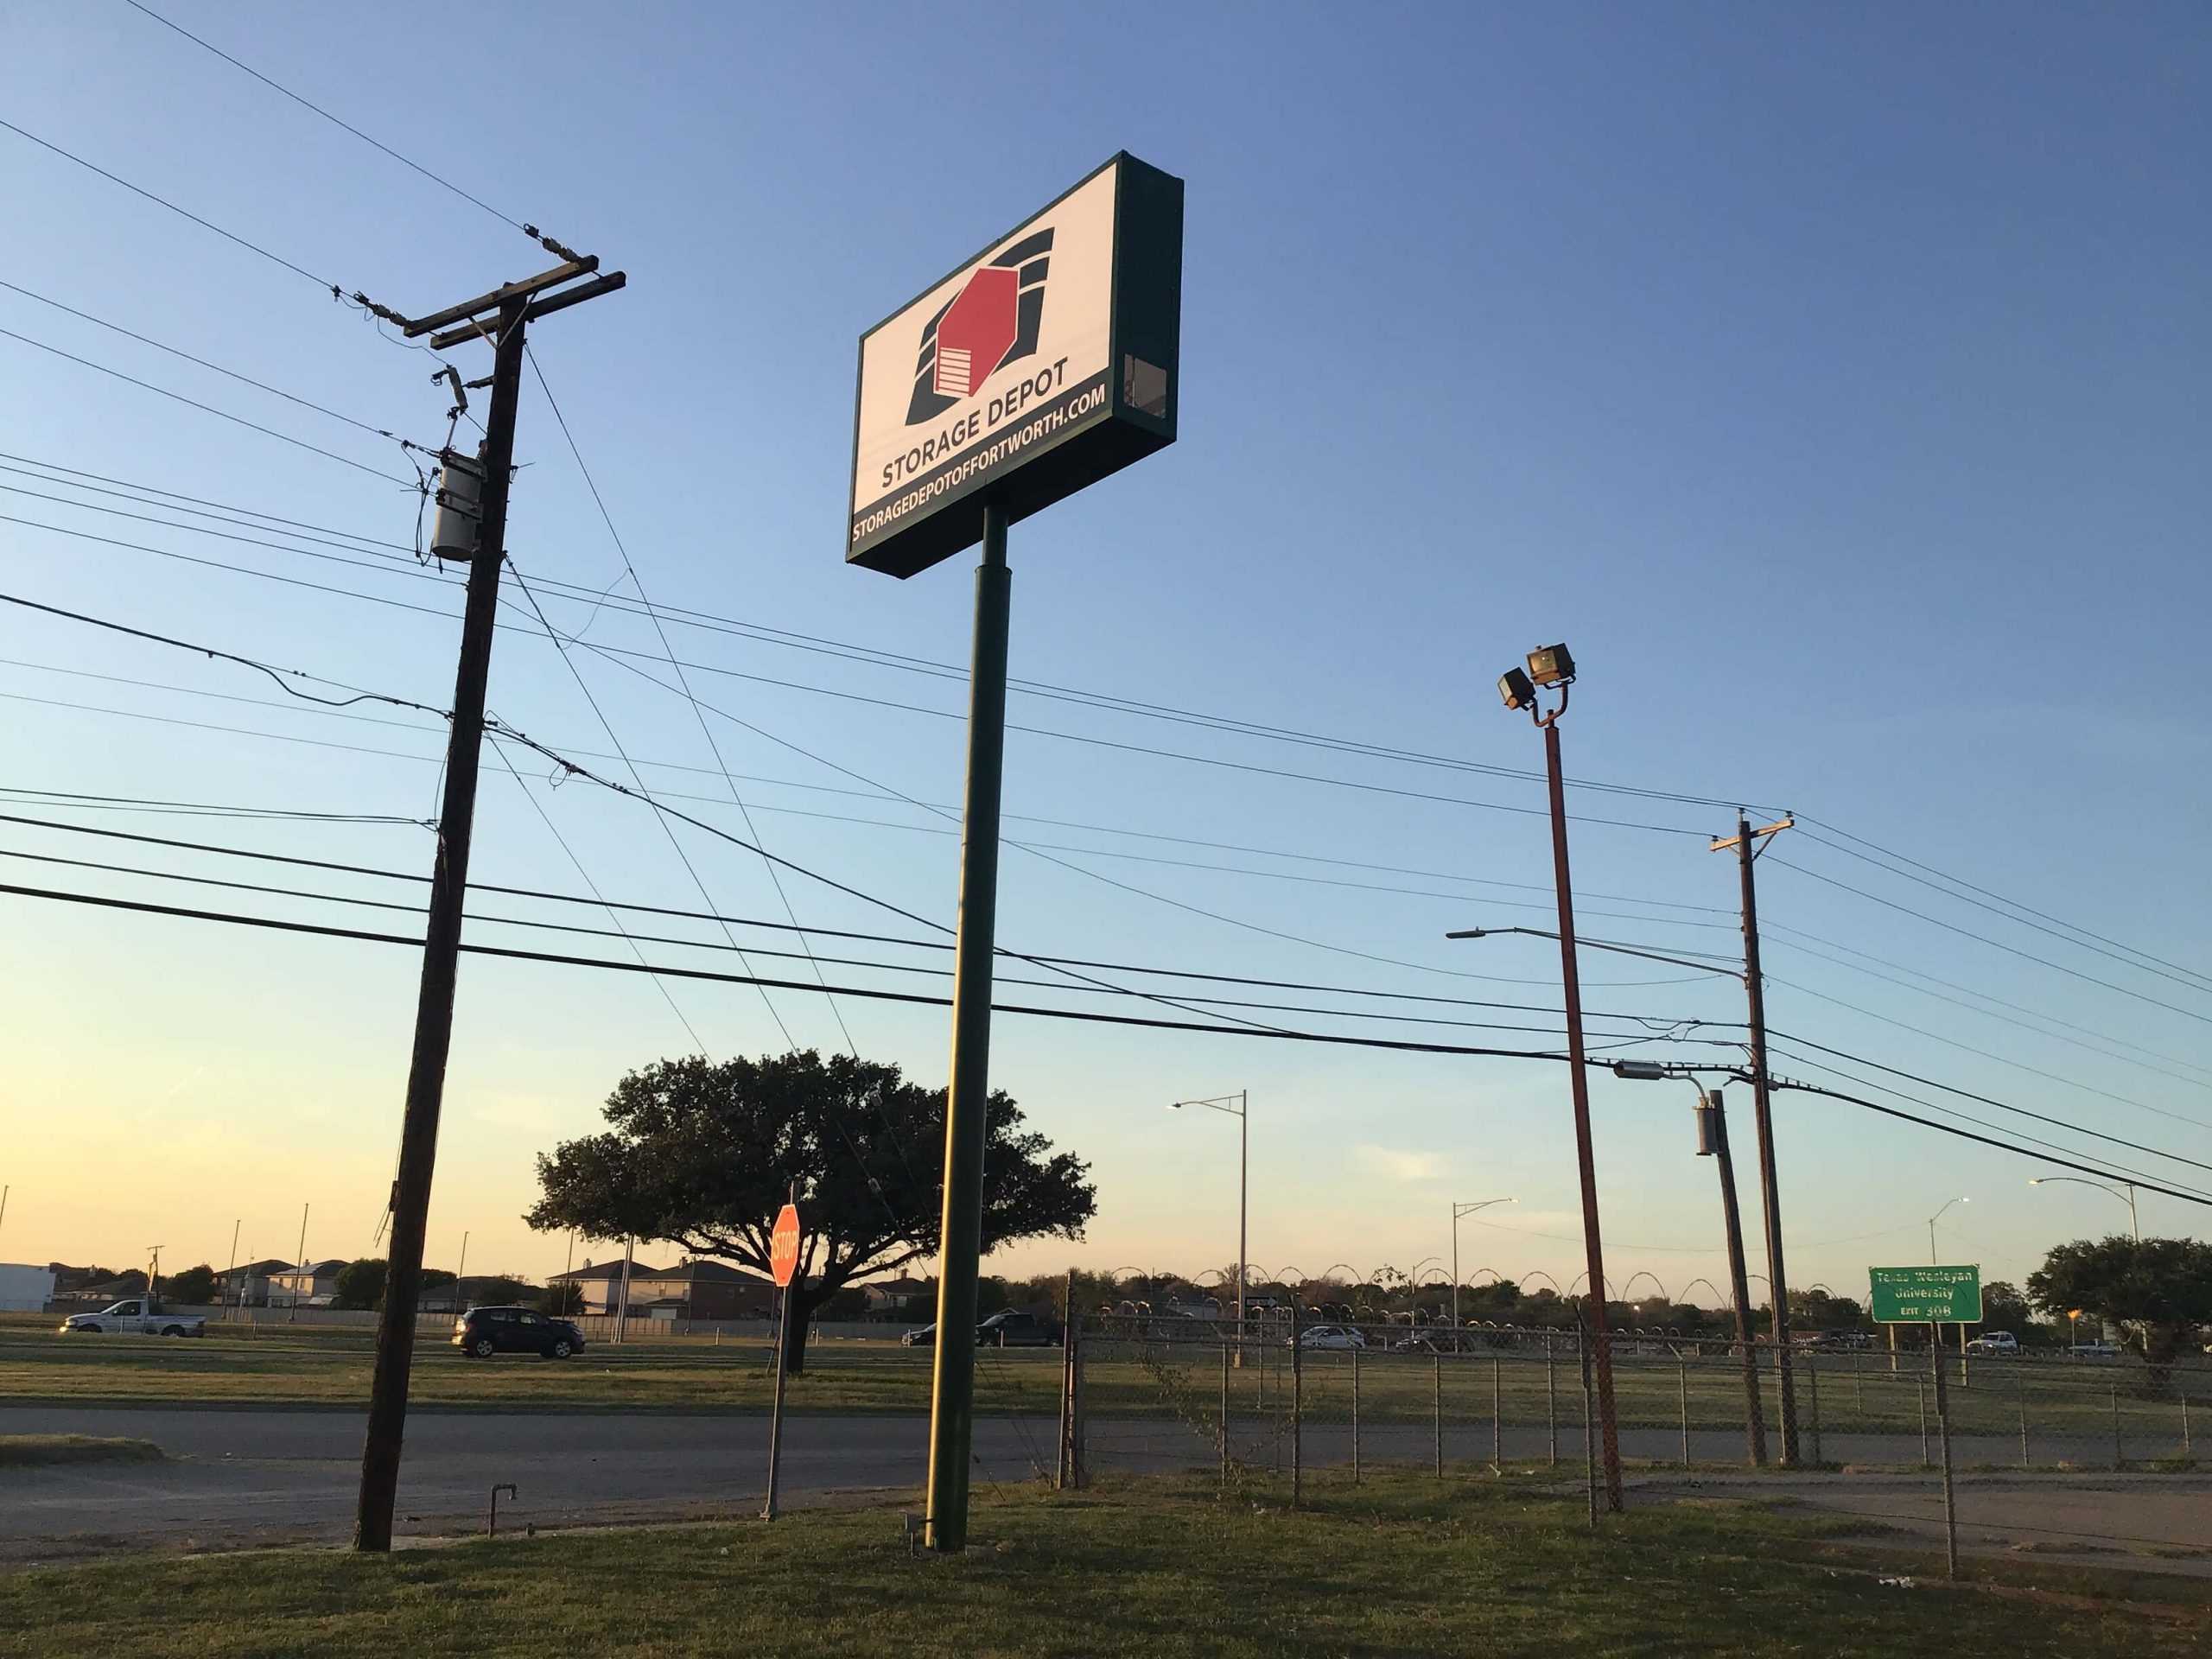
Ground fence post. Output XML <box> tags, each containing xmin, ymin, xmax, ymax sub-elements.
<box><xmin>2183</xmin><ymin>1391</ymin><xmax>2192</xmax><ymax>1461</ymax></box>
<box><xmin>1581</xmin><ymin>1338</ymin><xmax>1597</xmax><ymax>1531</ymax></box>
<box><xmin>1057</xmin><ymin>1272</ymin><xmax>1075</xmax><ymax>1491</ymax></box>
<box><xmin>1546</xmin><ymin>1332</ymin><xmax>1558</xmax><ymax>1466</ymax></box>
<box><xmin>1853</xmin><ymin>1351</ymin><xmax>1863</xmax><ymax>1413</ymax></box>
<box><xmin>1680</xmin><ymin>1359</ymin><xmax>1691</xmax><ymax>1468</ymax></box>
<box><xmin>1219</xmin><ymin>1332</ymin><xmax>1230</xmax><ymax>1487</ymax></box>
<box><xmin>2017</xmin><ymin>1376</ymin><xmax>2029</xmax><ymax>1471</ymax></box>
<box><xmin>1290</xmin><ymin>1300</ymin><xmax>1303</xmax><ymax>1510</ymax></box>
<box><xmin>1916</xmin><ymin>1377</ymin><xmax>1929</xmax><ymax>1467</ymax></box>
<box><xmin>1492</xmin><ymin>1357</ymin><xmax>1503</xmax><ymax>1472</ymax></box>
<box><xmin>1930</xmin><ymin>1325</ymin><xmax>1959</xmax><ymax>1580</ymax></box>
<box><xmin>1808</xmin><ymin>1357</ymin><xmax>1823</xmax><ymax>1465</ymax></box>
<box><xmin>1433</xmin><ymin>1351</ymin><xmax>1444</xmax><ymax>1478</ymax></box>
<box><xmin>2112</xmin><ymin>1383</ymin><xmax>2125</xmax><ymax>1470</ymax></box>
<box><xmin>1350</xmin><ymin>1342</ymin><xmax>1360</xmax><ymax>1486</ymax></box>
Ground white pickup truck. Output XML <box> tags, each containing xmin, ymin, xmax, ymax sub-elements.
<box><xmin>59</xmin><ymin>1298</ymin><xmax>207</xmax><ymax>1338</ymax></box>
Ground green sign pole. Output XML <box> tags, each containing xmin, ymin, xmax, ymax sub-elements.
<box><xmin>922</xmin><ymin>504</ymin><xmax>1012</xmax><ymax>1553</ymax></box>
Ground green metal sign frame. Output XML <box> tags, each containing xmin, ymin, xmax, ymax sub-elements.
<box><xmin>1868</xmin><ymin>1265</ymin><xmax>1983</xmax><ymax>1324</ymax></box>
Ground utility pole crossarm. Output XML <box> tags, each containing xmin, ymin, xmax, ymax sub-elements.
<box><xmin>1709</xmin><ymin>815</ymin><xmax>1794</xmax><ymax>854</ymax></box>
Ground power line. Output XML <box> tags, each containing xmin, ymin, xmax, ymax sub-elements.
<box><xmin>6</xmin><ymin>871</ymin><xmax>2203</xmax><ymax>1209</ymax></box>
<box><xmin>8</xmin><ymin>452</ymin><xmax>2196</xmax><ymax>1007</ymax></box>
<box><xmin>0</xmin><ymin>843</ymin><xmax>1717</xmax><ymax>1047</ymax></box>
<box><xmin>0</xmin><ymin>447</ymin><xmax>1756</xmax><ymax>820</ymax></box>
<box><xmin>522</xmin><ymin>350</ymin><xmax>865</xmax><ymax>1056</ymax></box>
<box><xmin>0</xmin><ymin>787</ymin><xmax>427</xmax><ymax>829</ymax></box>
<box><xmin>0</xmin><ymin>453</ymin><xmax>416</xmax><ymax>554</ymax></box>
<box><xmin>1765</xmin><ymin>1029</ymin><xmax>2212</xmax><ymax>1174</ymax></box>
<box><xmin>1763</xmin><ymin>926</ymin><xmax>2212</xmax><ymax>1092</ymax></box>
<box><xmin>123</xmin><ymin>0</ymin><xmax>531</xmax><ymax>236</ymax></box>
<box><xmin>1767</xmin><ymin>1046</ymin><xmax>2212</xmax><ymax>1199</ymax></box>
<box><xmin>0</xmin><ymin>279</ymin><xmax>419</xmax><ymax>446</ymax></box>
<box><xmin>0</xmin><ymin>812</ymin><xmax>1713</xmax><ymax>1026</ymax></box>
<box><xmin>1768</xmin><ymin>857</ymin><xmax>2212</xmax><ymax>1027</ymax></box>
<box><xmin>3</xmin><ymin>498</ymin><xmax>1722</xmax><ymax>841</ymax></box>
<box><xmin>483</xmin><ymin>737</ymin><xmax>707</xmax><ymax>1055</ymax></box>
<box><xmin>0</xmin><ymin>590</ymin><xmax>445</xmax><ymax>717</ymax></box>
<box><xmin>1797</xmin><ymin>816</ymin><xmax>2212</xmax><ymax>996</ymax></box>
<box><xmin>0</xmin><ymin>326</ymin><xmax>415</xmax><ymax>486</ymax></box>
<box><xmin>0</xmin><ymin>116</ymin><xmax>337</xmax><ymax>292</ymax></box>
<box><xmin>1766</xmin><ymin>975</ymin><xmax>2211</xmax><ymax>1133</ymax></box>
<box><xmin>0</xmin><ymin>640</ymin><xmax>1736</xmax><ymax>924</ymax></box>
<box><xmin>0</xmin><ymin>114</ymin><xmax>485</xmax><ymax>386</ymax></box>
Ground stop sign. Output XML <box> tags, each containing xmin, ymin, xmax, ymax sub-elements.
<box><xmin>770</xmin><ymin>1204</ymin><xmax>802</xmax><ymax>1288</ymax></box>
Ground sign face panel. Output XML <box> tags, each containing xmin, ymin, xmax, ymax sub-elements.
<box><xmin>1869</xmin><ymin>1265</ymin><xmax>1982</xmax><ymax>1324</ymax></box>
<box><xmin>848</xmin><ymin>152</ymin><xmax>1183</xmax><ymax>578</ymax></box>
<box><xmin>770</xmin><ymin>1204</ymin><xmax>802</xmax><ymax>1289</ymax></box>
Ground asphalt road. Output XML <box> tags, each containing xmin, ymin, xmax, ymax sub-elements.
<box><xmin>0</xmin><ymin>1405</ymin><xmax>1091</xmax><ymax>1563</ymax></box>
<box><xmin>8</xmin><ymin>1404</ymin><xmax>2209</xmax><ymax>1573</ymax></box>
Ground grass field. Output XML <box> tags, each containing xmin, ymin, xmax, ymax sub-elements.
<box><xmin>0</xmin><ymin>1471</ymin><xmax>2202</xmax><ymax>1657</ymax></box>
<box><xmin>0</xmin><ymin>1433</ymin><xmax>162</xmax><ymax>1468</ymax></box>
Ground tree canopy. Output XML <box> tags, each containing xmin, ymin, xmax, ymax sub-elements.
<box><xmin>158</xmin><ymin>1264</ymin><xmax>216</xmax><ymax>1306</ymax></box>
<box><xmin>334</xmin><ymin>1259</ymin><xmax>387</xmax><ymax>1311</ymax></box>
<box><xmin>525</xmin><ymin>1050</ymin><xmax>1095</xmax><ymax>1368</ymax></box>
<box><xmin>2027</xmin><ymin>1236</ymin><xmax>2212</xmax><ymax>1370</ymax></box>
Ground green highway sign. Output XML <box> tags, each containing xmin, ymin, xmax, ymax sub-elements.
<box><xmin>1869</xmin><ymin>1265</ymin><xmax>1983</xmax><ymax>1324</ymax></box>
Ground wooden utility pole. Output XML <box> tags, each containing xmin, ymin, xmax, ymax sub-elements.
<box><xmin>1712</xmin><ymin>813</ymin><xmax>1797</xmax><ymax>1465</ymax></box>
<box><xmin>353</xmin><ymin>257</ymin><xmax>624</xmax><ymax>1554</ymax></box>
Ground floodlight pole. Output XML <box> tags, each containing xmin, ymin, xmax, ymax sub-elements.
<box><xmin>924</xmin><ymin>502</ymin><xmax>1012</xmax><ymax>1554</ymax></box>
<box><xmin>1537</xmin><ymin>698</ymin><xmax>1624</xmax><ymax>1514</ymax></box>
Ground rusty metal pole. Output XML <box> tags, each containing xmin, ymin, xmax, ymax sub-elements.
<box><xmin>1543</xmin><ymin>715</ymin><xmax>1623</xmax><ymax>1512</ymax></box>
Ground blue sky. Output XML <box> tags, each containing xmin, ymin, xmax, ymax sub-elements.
<box><xmin>2</xmin><ymin>3</ymin><xmax>2206</xmax><ymax>1303</ymax></box>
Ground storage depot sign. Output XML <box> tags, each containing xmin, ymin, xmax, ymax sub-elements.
<box><xmin>847</xmin><ymin>153</ymin><xmax>1183</xmax><ymax>578</ymax></box>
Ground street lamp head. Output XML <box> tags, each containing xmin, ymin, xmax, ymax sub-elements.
<box><xmin>1526</xmin><ymin>643</ymin><xmax>1576</xmax><ymax>687</ymax></box>
<box><xmin>1497</xmin><ymin>667</ymin><xmax>1536</xmax><ymax>711</ymax></box>
<box><xmin>1610</xmin><ymin>1059</ymin><xmax>1668</xmax><ymax>1081</ymax></box>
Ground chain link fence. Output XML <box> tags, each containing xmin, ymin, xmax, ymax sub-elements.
<box><xmin>1065</xmin><ymin>1312</ymin><xmax>2210</xmax><ymax>1573</ymax></box>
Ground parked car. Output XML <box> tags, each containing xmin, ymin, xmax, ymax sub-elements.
<box><xmin>452</xmin><ymin>1305</ymin><xmax>585</xmax><ymax>1359</ymax></box>
<box><xmin>1293</xmin><ymin>1325</ymin><xmax>1366</xmax><ymax>1351</ymax></box>
<box><xmin>1964</xmin><ymin>1332</ymin><xmax>2019</xmax><ymax>1356</ymax></box>
<box><xmin>2067</xmin><ymin>1341</ymin><xmax>2120</xmax><ymax>1361</ymax></box>
<box><xmin>976</xmin><ymin>1310</ymin><xmax>1059</xmax><ymax>1347</ymax></box>
<box><xmin>900</xmin><ymin>1323</ymin><xmax>936</xmax><ymax>1347</ymax></box>
<box><xmin>58</xmin><ymin>1298</ymin><xmax>206</xmax><ymax>1338</ymax></box>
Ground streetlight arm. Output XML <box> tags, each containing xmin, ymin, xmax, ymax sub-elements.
<box><xmin>1447</xmin><ymin>926</ymin><xmax>1744</xmax><ymax>982</ymax></box>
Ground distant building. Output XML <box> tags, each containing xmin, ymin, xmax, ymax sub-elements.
<box><xmin>860</xmin><ymin>1277</ymin><xmax>934</xmax><ymax>1318</ymax></box>
<box><xmin>219</xmin><ymin>1259</ymin><xmax>296</xmax><ymax>1308</ymax></box>
<box><xmin>547</xmin><ymin>1257</ymin><xmax>772</xmax><ymax>1320</ymax></box>
<box><xmin>267</xmin><ymin>1259</ymin><xmax>348</xmax><ymax>1309</ymax></box>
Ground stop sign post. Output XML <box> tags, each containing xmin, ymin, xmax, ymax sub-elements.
<box><xmin>763</xmin><ymin>1195</ymin><xmax>801</xmax><ymax>1520</ymax></box>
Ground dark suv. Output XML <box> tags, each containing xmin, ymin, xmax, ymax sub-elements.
<box><xmin>976</xmin><ymin>1310</ymin><xmax>1060</xmax><ymax>1347</ymax></box>
<box><xmin>452</xmin><ymin>1305</ymin><xmax>587</xmax><ymax>1360</ymax></box>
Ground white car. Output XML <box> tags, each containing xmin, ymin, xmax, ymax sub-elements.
<box><xmin>2068</xmin><ymin>1342</ymin><xmax>2120</xmax><ymax>1361</ymax></box>
<box><xmin>59</xmin><ymin>1298</ymin><xmax>206</xmax><ymax>1338</ymax></box>
<box><xmin>1964</xmin><ymin>1332</ymin><xmax>2018</xmax><ymax>1356</ymax></box>
<box><xmin>1294</xmin><ymin>1325</ymin><xmax>1367</xmax><ymax>1351</ymax></box>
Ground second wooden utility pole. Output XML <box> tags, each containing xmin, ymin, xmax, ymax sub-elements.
<box><xmin>1713</xmin><ymin>812</ymin><xmax>1798</xmax><ymax>1467</ymax></box>
<box><xmin>354</xmin><ymin>257</ymin><xmax>625</xmax><ymax>1554</ymax></box>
